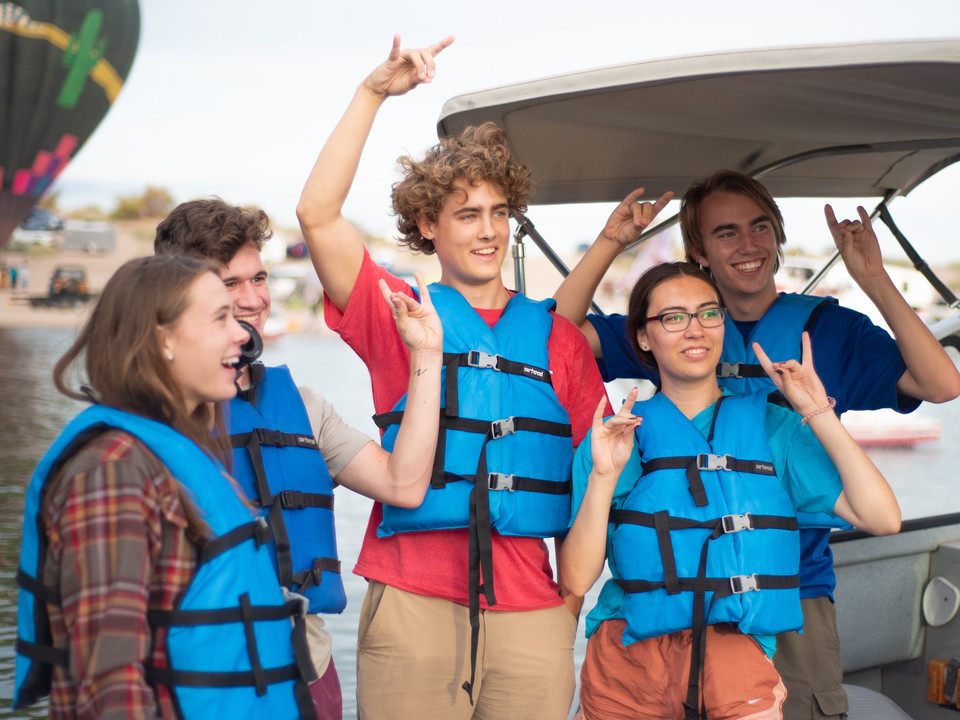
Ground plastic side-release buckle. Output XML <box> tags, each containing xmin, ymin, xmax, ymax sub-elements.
<box><xmin>697</xmin><ymin>453</ymin><xmax>732</xmax><ymax>472</ymax></box>
<box><xmin>281</xmin><ymin>586</ymin><xmax>309</xmax><ymax>619</ymax></box>
<box><xmin>491</xmin><ymin>417</ymin><xmax>516</xmax><ymax>439</ymax></box>
<box><xmin>467</xmin><ymin>350</ymin><xmax>501</xmax><ymax>370</ymax></box>
<box><xmin>722</xmin><ymin>513</ymin><xmax>754</xmax><ymax>533</ymax></box>
<box><xmin>253</xmin><ymin>516</ymin><xmax>272</xmax><ymax>548</ymax></box>
<box><xmin>716</xmin><ymin>362</ymin><xmax>744</xmax><ymax>379</ymax></box>
<box><xmin>488</xmin><ymin>473</ymin><xmax>515</xmax><ymax>491</ymax></box>
<box><xmin>730</xmin><ymin>574</ymin><xmax>759</xmax><ymax>594</ymax></box>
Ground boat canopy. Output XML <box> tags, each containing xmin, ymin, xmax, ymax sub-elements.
<box><xmin>438</xmin><ymin>40</ymin><xmax>960</xmax><ymax>204</ymax></box>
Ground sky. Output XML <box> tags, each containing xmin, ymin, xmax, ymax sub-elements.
<box><xmin>52</xmin><ymin>0</ymin><xmax>960</xmax><ymax>263</ymax></box>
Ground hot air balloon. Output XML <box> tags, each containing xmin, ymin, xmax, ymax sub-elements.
<box><xmin>0</xmin><ymin>0</ymin><xmax>140</xmax><ymax>247</ymax></box>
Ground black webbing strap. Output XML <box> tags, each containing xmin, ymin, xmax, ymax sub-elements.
<box><xmin>17</xmin><ymin>568</ymin><xmax>62</xmax><ymax>607</ymax></box>
<box><xmin>148</xmin><ymin>597</ymin><xmax>306</xmax><ymax>628</ymax></box>
<box><xmin>14</xmin><ymin>638</ymin><xmax>69</xmax><ymax>668</ymax></box>
<box><xmin>200</xmin><ymin>518</ymin><xmax>273</xmax><ymax>565</ymax></box>
<box><xmin>616</xmin><ymin>571</ymin><xmax>799</xmax><ymax>596</ymax></box>
<box><xmin>487</xmin><ymin>472</ymin><xmax>572</xmax><ymax>495</ymax></box>
<box><xmin>640</xmin><ymin>454</ymin><xmax>776</xmax><ymax>509</ymax></box>
<box><xmin>145</xmin><ymin>661</ymin><xmax>300</xmax><ymax>689</ymax></box>
<box><xmin>685</xmin><ymin>521</ymin><xmax>725</xmax><ymax>720</ymax></box>
<box><xmin>654</xmin><ymin>511</ymin><xmax>680</xmax><ymax>595</ymax></box>
<box><xmin>230</xmin><ymin>429</ymin><xmax>300</xmax><ymax>588</ymax></box>
<box><xmin>240</xmin><ymin>593</ymin><xmax>267</xmax><ymax>696</ymax></box>
<box><xmin>230</xmin><ymin>428</ymin><xmax>318</xmax><ymax>451</ymax></box>
<box><xmin>609</xmin><ymin>509</ymin><xmax>798</xmax><ymax>534</ymax></box>
<box><xmin>277</xmin><ymin>490</ymin><xmax>333</xmax><ymax>511</ymax></box>
<box><xmin>291</xmin><ymin>557</ymin><xmax>342</xmax><ymax>592</ymax></box>
<box><xmin>457</xmin><ymin>349</ymin><xmax>554</xmax><ymax>387</ymax></box>
<box><xmin>290</xmin><ymin>610</ymin><xmax>320</xmax><ymax>719</ymax></box>
<box><xmin>462</xmin><ymin>428</ymin><xmax>499</xmax><ymax>706</ymax></box>
<box><xmin>715</xmin><ymin>362</ymin><xmax>767</xmax><ymax>379</ymax></box>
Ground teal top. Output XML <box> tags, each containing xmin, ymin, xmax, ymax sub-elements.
<box><xmin>570</xmin><ymin>390</ymin><xmax>843</xmax><ymax>657</ymax></box>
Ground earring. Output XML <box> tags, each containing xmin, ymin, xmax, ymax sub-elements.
<box><xmin>166</xmin><ymin>351</ymin><xmax>174</xmax><ymax>362</ymax></box>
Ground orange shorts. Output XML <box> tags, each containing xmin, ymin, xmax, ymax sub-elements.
<box><xmin>578</xmin><ymin>620</ymin><xmax>786</xmax><ymax>720</ymax></box>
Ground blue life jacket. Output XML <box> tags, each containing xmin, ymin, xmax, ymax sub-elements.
<box><xmin>611</xmin><ymin>391</ymin><xmax>802</xmax><ymax>647</ymax></box>
<box><xmin>375</xmin><ymin>284</ymin><xmax>574</xmax><ymax>539</ymax></box>
<box><xmin>229</xmin><ymin>364</ymin><xmax>344</xmax><ymax>614</ymax></box>
<box><xmin>373</xmin><ymin>283</ymin><xmax>574</xmax><ymax>704</ymax></box>
<box><xmin>14</xmin><ymin>406</ymin><xmax>316</xmax><ymax>719</ymax></box>
<box><xmin>717</xmin><ymin>292</ymin><xmax>848</xmax><ymax>532</ymax></box>
<box><xmin>718</xmin><ymin>292</ymin><xmax>835</xmax><ymax>394</ymax></box>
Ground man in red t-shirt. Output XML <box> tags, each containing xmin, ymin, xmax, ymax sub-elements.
<box><xmin>297</xmin><ymin>35</ymin><xmax>609</xmax><ymax>720</ymax></box>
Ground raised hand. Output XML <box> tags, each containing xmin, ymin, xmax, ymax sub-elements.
<box><xmin>753</xmin><ymin>332</ymin><xmax>831</xmax><ymax>419</ymax></box>
<box><xmin>824</xmin><ymin>204</ymin><xmax>886</xmax><ymax>284</ymax></box>
<box><xmin>589</xmin><ymin>388</ymin><xmax>642</xmax><ymax>479</ymax></box>
<box><xmin>599</xmin><ymin>188</ymin><xmax>674</xmax><ymax>248</ymax></box>
<box><xmin>362</xmin><ymin>34</ymin><xmax>455</xmax><ymax>101</ymax></box>
<box><xmin>380</xmin><ymin>272</ymin><xmax>443</xmax><ymax>354</ymax></box>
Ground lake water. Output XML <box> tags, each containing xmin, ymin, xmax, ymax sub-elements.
<box><xmin>1</xmin><ymin>326</ymin><xmax>959</xmax><ymax>718</ymax></box>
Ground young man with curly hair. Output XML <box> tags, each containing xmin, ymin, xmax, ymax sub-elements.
<box><xmin>297</xmin><ymin>36</ymin><xmax>609</xmax><ymax>720</ymax></box>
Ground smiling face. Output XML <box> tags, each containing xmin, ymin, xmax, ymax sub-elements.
<box><xmin>690</xmin><ymin>192</ymin><xmax>781</xmax><ymax>319</ymax></box>
<box><xmin>220</xmin><ymin>243</ymin><xmax>271</xmax><ymax>332</ymax></box>
<box><xmin>637</xmin><ymin>274</ymin><xmax>725</xmax><ymax>390</ymax></box>
<box><xmin>417</xmin><ymin>180</ymin><xmax>511</xmax><ymax>307</ymax></box>
<box><xmin>159</xmin><ymin>272</ymin><xmax>250</xmax><ymax>415</ymax></box>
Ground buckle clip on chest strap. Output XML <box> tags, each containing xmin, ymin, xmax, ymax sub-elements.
<box><xmin>281</xmin><ymin>586</ymin><xmax>310</xmax><ymax>620</ymax></box>
<box><xmin>490</xmin><ymin>416</ymin><xmax>516</xmax><ymax>439</ymax></box>
<box><xmin>488</xmin><ymin>473</ymin><xmax>515</xmax><ymax>491</ymax></box>
<box><xmin>716</xmin><ymin>362</ymin><xmax>744</xmax><ymax>379</ymax></box>
<box><xmin>730</xmin><ymin>574</ymin><xmax>759</xmax><ymax>594</ymax></box>
<box><xmin>467</xmin><ymin>350</ymin><xmax>501</xmax><ymax>370</ymax></box>
<box><xmin>721</xmin><ymin>513</ymin><xmax>753</xmax><ymax>533</ymax></box>
<box><xmin>697</xmin><ymin>453</ymin><xmax>732</xmax><ymax>472</ymax></box>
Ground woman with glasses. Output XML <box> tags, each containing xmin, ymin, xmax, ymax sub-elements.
<box><xmin>559</xmin><ymin>262</ymin><xmax>900</xmax><ymax>720</ymax></box>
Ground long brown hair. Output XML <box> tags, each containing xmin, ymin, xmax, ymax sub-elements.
<box><xmin>53</xmin><ymin>255</ymin><xmax>234</xmax><ymax>541</ymax></box>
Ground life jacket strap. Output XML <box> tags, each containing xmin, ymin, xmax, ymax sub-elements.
<box><xmin>230</xmin><ymin>428</ymin><xmax>319</xmax><ymax>451</ymax></box>
<box><xmin>14</xmin><ymin>638</ymin><xmax>68</xmax><ymax>668</ymax></box>
<box><xmin>277</xmin><ymin>490</ymin><xmax>334</xmax><ymax>511</ymax></box>
<box><xmin>147</xmin><ymin>596</ymin><xmax>307</xmax><ymax>627</ymax></box>
<box><xmin>16</xmin><ymin>567</ymin><xmax>62</xmax><ymax>607</ymax></box>
<box><xmin>200</xmin><ymin>517</ymin><xmax>273</xmax><ymax>564</ymax></box>
<box><xmin>291</xmin><ymin>557</ymin><xmax>342</xmax><ymax>592</ymax></box>
<box><xmin>715</xmin><ymin>361</ymin><xmax>767</xmax><ymax>379</ymax></box>
<box><xmin>609</xmin><ymin>509</ymin><xmax>798</xmax><ymax>534</ymax></box>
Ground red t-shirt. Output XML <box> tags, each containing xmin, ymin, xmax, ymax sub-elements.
<box><xmin>325</xmin><ymin>249</ymin><xmax>609</xmax><ymax>611</ymax></box>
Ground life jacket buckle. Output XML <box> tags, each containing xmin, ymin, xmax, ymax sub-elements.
<box><xmin>281</xmin><ymin>586</ymin><xmax>309</xmax><ymax>619</ymax></box>
<box><xmin>697</xmin><ymin>453</ymin><xmax>732</xmax><ymax>472</ymax></box>
<box><xmin>729</xmin><ymin>573</ymin><xmax>759</xmax><ymax>594</ymax></box>
<box><xmin>467</xmin><ymin>350</ymin><xmax>501</xmax><ymax>370</ymax></box>
<box><xmin>721</xmin><ymin>513</ymin><xmax>753</xmax><ymax>533</ymax></box>
<box><xmin>716</xmin><ymin>362</ymin><xmax>744</xmax><ymax>379</ymax></box>
<box><xmin>488</xmin><ymin>473</ymin><xmax>516</xmax><ymax>491</ymax></box>
<box><xmin>491</xmin><ymin>417</ymin><xmax>516</xmax><ymax>439</ymax></box>
<box><xmin>252</xmin><ymin>517</ymin><xmax>272</xmax><ymax>548</ymax></box>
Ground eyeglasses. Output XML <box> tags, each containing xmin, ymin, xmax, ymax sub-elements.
<box><xmin>645</xmin><ymin>307</ymin><xmax>727</xmax><ymax>332</ymax></box>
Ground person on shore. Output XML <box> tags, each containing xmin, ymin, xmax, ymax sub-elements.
<box><xmin>297</xmin><ymin>35</ymin><xmax>609</xmax><ymax>719</ymax></box>
<box><xmin>154</xmin><ymin>198</ymin><xmax>443</xmax><ymax>718</ymax></box>
<box><xmin>554</xmin><ymin>171</ymin><xmax>960</xmax><ymax>719</ymax></box>
<box><xmin>14</xmin><ymin>255</ymin><xmax>315</xmax><ymax>717</ymax></box>
<box><xmin>560</xmin><ymin>261</ymin><xmax>901</xmax><ymax>720</ymax></box>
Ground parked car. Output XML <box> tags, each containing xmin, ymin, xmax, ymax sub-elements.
<box><xmin>21</xmin><ymin>207</ymin><xmax>65</xmax><ymax>232</ymax></box>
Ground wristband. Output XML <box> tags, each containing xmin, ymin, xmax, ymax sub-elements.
<box><xmin>800</xmin><ymin>396</ymin><xmax>837</xmax><ymax>425</ymax></box>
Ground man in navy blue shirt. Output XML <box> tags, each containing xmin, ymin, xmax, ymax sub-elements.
<box><xmin>554</xmin><ymin>171</ymin><xmax>960</xmax><ymax>720</ymax></box>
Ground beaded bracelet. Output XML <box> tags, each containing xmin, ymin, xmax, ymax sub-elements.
<box><xmin>800</xmin><ymin>396</ymin><xmax>837</xmax><ymax>425</ymax></box>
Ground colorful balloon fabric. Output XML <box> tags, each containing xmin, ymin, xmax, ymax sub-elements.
<box><xmin>0</xmin><ymin>1</ymin><xmax>139</xmax><ymax>246</ymax></box>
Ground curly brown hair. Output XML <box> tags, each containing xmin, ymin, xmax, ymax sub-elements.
<box><xmin>154</xmin><ymin>198</ymin><xmax>272</xmax><ymax>266</ymax></box>
<box><xmin>391</xmin><ymin>122</ymin><xmax>533</xmax><ymax>254</ymax></box>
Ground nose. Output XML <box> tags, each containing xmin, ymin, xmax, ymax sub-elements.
<box><xmin>235</xmin><ymin>281</ymin><xmax>260</xmax><ymax>310</ymax></box>
<box><xmin>478</xmin><ymin>212</ymin><xmax>497</xmax><ymax>241</ymax></box>
<box><xmin>684</xmin><ymin>315</ymin><xmax>706</xmax><ymax>337</ymax></box>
